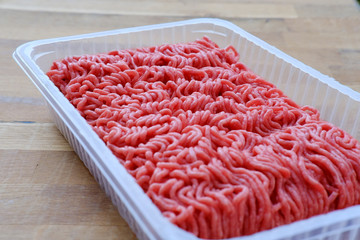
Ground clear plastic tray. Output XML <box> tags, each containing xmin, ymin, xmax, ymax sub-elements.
<box><xmin>13</xmin><ymin>18</ymin><xmax>360</xmax><ymax>240</ymax></box>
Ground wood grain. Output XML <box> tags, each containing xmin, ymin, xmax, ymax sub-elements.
<box><xmin>0</xmin><ymin>0</ymin><xmax>298</xmax><ymax>18</ymax></box>
<box><xmin>0</xmin><ymin>123</ymin><xmax>72</xmax><ymax>151</ymax></box>
<box><xmin>1</xmin><ymin>0</ymin><xmax>359</xmax><ymax>239</ymax></box>
<box><xmin>0</xmin><ymin>225</ymin><xmax>133</xmax><ymax>240</ymax></box>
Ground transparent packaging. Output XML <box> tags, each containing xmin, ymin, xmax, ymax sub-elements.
<box><xmin>13</xmin><ymin>18</ymin><xmax>360</xmax><ymax>240</ymax></box>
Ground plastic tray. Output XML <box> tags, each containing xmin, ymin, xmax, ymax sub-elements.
<box><xmin>13</xmin><ymin>18</ymin><xmax>360</xmax><ymax>240</ymax></box>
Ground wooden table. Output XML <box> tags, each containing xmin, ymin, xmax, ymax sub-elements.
<box><xmin>1</xmin><ymin>0</ymin><xmax>359</xmax><ymax>239</ymax></box>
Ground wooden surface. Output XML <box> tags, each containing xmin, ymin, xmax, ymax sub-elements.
<box><xmin>1</xmin><ymin>0</ymin><xmax>360</xmax><ymax>239</ymax></box>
